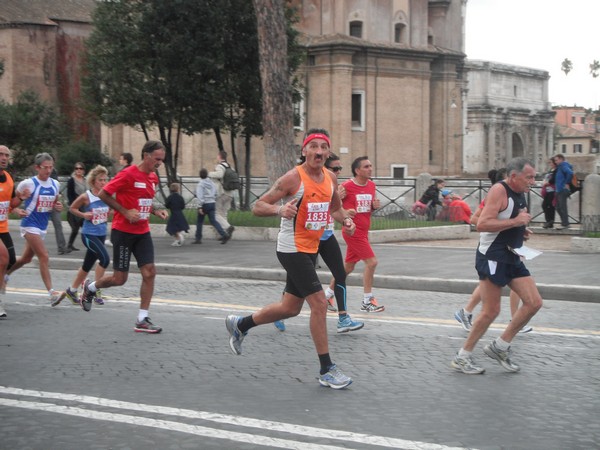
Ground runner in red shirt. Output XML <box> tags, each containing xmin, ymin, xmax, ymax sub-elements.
<box><xmin>329</xmin><ymin>156</ymin><xmax>385</xmax><ymax>312</ymax></box>
<box><xmin>80</xmin><ymin>140</ymin><xmax>169</xmax><ymax>333</ymax></box>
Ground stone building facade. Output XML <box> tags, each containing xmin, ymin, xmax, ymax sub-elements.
<box><xmin>462</xmin><ymin>60</ymin><xmax>555</xmax><ymax>175</ymax></box>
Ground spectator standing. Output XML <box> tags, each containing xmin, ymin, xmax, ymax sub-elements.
<box><xmin>50</xmin><ymin>166</ymin><xmax>69</xmax><ymax>254</ymax></box>
<box><xmin>165</xmin><ymin>182</ymin><xmax>189</xmax><ymax>247</ymax></box>
<box><xmin>451</xmin><ymin>157</ymin><xmax>543</xmax><ymax>374</ymax></box>
<box><xmin>8</xmin><ymin>153</ymin><xmax>64</xmax><ymax>304</ymax></box>
<box><xmin>553</xmin><ymin>153</ymin><xmax>573</xmax><ymax>230</ymax></box>
<box><xmin>330</xmin><ymin>156</ymin><xmax>384</xmax><ymax>313</ymax></box>
<box><xmin>208</xmin><ymin>151</ymin><xmax>235</xmax><ymax>237</ymax></box>
<box><xmin>66</xmin><ymin>162</ymin><xmax>87</xmax><ymax>251</ymax></box>
<box><xmin>541</xmin><ymin>157</ymin><xmax>557</xmax><ymax>229</ymax></box>
<box><xmin>80</xmin><ymin>140</ymin><xmax>169</xmax><ymax>333</ymax></box>
<box><xmin>194</xmin><ymin>168</ymin><xmax>230</xmax><ymax>245</ymax></box>
<box><xmin>119</xmin><ymin>153</ymin><xmax>133</xmax><ymax>171</ymax></box>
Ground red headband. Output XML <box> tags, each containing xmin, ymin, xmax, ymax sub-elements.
<box><xmin>302</xmin><ymin>133</ymin><xmax>331</xmax><ymax>149</ymax></box>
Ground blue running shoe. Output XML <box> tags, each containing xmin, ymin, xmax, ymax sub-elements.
<box><xmin>274</xmin><ymin>320</ymin><xmax>286</xmax><ymax>332</ymax></box>
<box><xmin>336</xmin><ymin>315</ymin><xmax>364</xmax><ymax>333</ymax></box>
<box><xmin>225</xmin><ymin>315</ymin><xmax>247</xmax><ymax>355</ymax></box>
<box><xmin>318</xmin><ymin>364</ymin><xmax>352</xmax><ymax>389</ymax></box>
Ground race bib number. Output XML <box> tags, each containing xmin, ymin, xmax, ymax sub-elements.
<box><xmin>0</xmin><ymin>200</ymin><xmax>8</xmax><ymax>221</ymax></box>
<box><xmin>138</xmin><ymin>198</ymin><xmax>152</xmax><ymax>220</ymax></box>
<box><xmin>356</xmin><ymin>193</ymin><xmax>372</xmax><ymax>213</ymax></box>
<box><xmin>305</xmin><ymin>202</ymin><xmax>329</xmax><ymax>230</ymax></box>
<box><xmin>91</xmin><ymin>206</ymin><xmax>109</xmax><ymax>225</ymax></box>
<box><xmin>36</xmin><ymin>195</ymin><xmax>55</xmax><ymax>213</ymax></box>
<box><xmin>325</xmin><ymin>213</ymin><xmax>334</xmax><ymax>231</ymax></box>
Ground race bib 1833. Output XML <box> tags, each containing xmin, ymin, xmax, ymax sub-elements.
<box><xmin>305</xmin><ymin>201</ymin><xmax>329</xmax><ymax>230</ymax></box>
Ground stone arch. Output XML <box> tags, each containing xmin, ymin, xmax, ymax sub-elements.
<box><xmin>512</xmin><ymin>133</ymin><xmax>524</xmax><ymax>158</ymax></box>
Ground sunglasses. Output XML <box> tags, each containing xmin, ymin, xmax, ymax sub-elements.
<box><xmin>330</xmin><ymin>166</ymin><xmax>342</xmax><ymax>172</ymax></box>
<box><xmin>75</xmin><ymin>167</ymin><xmax>84</xmax><ymax>170</ymax></box>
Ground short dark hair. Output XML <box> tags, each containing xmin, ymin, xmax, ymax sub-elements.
<box><xmin>121</xmin><ymin>152</ymin><xmax>133</xmax><ymax>164</ymax></box>
<box><xmin>351</xmin><ymin>156</ymin><xmax>369</xmax><ymax>176</ymax></box>
<box><xmin>199</xmin><ymin>168</ymin><xmax>208</xmax><ymax>179</ymax></box>
<box><xmin>141</xmin><ymin>140</ymin><xmax>164</xmax><ymax>158</ymax></box>
<box><xmin>495</xmin><ymin>168</ymin><xmax>508</xmax><ymax>183</ymax></box>
<box><xmin>218</xmin><ymin>151</ymin><xmax>228</xmax><ymax>161</ymax></box>
<box><xmin>304</xmin><ymin>127</ymin><xmax>330</xmax><ymax>139</ymax></box>
<box><xmin>487</xmin><ymin>169</ymin><xmax>498</xmax><ymax>184</ymax></box>
<box><xmin>325</xmin><ymin>152</ymin><xmax>339</xmax><ymax>169</ymax></box>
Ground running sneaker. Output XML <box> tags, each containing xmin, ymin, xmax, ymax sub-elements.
<box><xmin>225</xmin><ymin>315</ymin><xmax>247</xmax><ymax>355</ymax></box>
<box><xmin>94</xmin><ymin>289</ymin><xmax>105</xmax><ymax>305</ymax></box>
<box><xmin>326</xmin><ymin>297</ymin><xmax>337</xmax><ymax>312</ymax></box>
<box><xmin>274</xmin><ymin>320</ymin><xmax>286</xmax><ymax>332</ymax></box>
<box><xmin>454</xmin><ymin>308</ymin><xmax>473</xmax><ymax>331</ymax></box>
<box><xmin>451</xmin><ymin>353</ymin><xmax>485</xmax><ymax>374</ymax></box>
<box><xmin>318</xmin><ymin>364</ymin><xmax>352</xmax><ymax>389</ymax></box>
<box><xmin>519</xmin><ymin>325</ymin><xmax>533</xmax><ymax>333</ymax></box>
<box><xmin>0</xmin><ymin>299</ymin><xmax>6</xmax><ymax>319</ymax></box>
<box><xmin>337</xmin><ymin>315</ymin><xmax>364</xmax><ymax>333</ymax></box>
<box><xmin>483</xmin><ymin>341</ymin><xmax>520</xmax><ymax>372</ymax></box>
<box><xmin>65</xmin><ymin>287</ymin><xmax>80</xmax><ymax>305</ymax></box>
<box><xmin>80</xmin><ymin>279</ymin><xmax>94</xmax><ymax>312</ymax></box>
<box><xmin>50</xmin><ymin>290</ymin><xmax>65</xmax><ymax>307</ymax></box>
<box><xmin>171</xmin><ymin>240</ymin><xmax>182</xmax><ymax>247</ymax></box>
<box><xmin>360</xmin><ymin>297</ymin><xmax>385</xmax><ymax>313</ymax></box>
<box><xmin>0</xmin><ymin>274</ymin><xmax>8</xmax><ymax>295</ymax></box>
<box><xmin>134</xmin><ymin>317</ymin><xmax>162</xmax><ymax>333</ymax></box>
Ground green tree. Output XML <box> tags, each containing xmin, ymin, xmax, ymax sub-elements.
<box><xmin>83</xmin><ymin>0</ymin><xmax>229</xmax><ymax>184</ymax></box>
<box><xmin>561</xmin><ymin>58</ymin><xmax>573</xmax><ymax>76</ymax></box>
<box><xmin>0</xmin><ymin>90</ymin><xmax>70</xmax><ymax>175</ymax></box>
<box><xmin>590</xmin><ymin>60</ymin><xmax>600</xmax><ymax>78</ymax></box>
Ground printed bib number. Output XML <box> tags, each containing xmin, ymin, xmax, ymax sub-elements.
<box><xmin>138</xmin><ymin>198</ymin><xmax>152</xmax><ymax>220</ymax></box>
<box><xmin>36</xmin><ymin>195</ymin><xmax>55</xmax><ymax>213</ymax></box>
<box><xmin>356</xmin><ymin>193</ymin><xmax>372</xmax><ymax>213</ymax></box>
<box><xmin>305</xmin><ymin>201</ymin><xmax>329</xmax><ymax>231</ymax></box>
<box><xmin>0</xmin><ymin>200</ymin><xmax>8</xmax><ymax>221</ymax></box>
<box><xmin>91</xmin><ymin>206</ymin><xmax>109</xmax><ymax>225</ymax></box>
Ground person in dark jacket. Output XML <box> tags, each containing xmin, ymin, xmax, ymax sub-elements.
<box><xmin>165</xmin><ymin>183</ymin><xmax>189</xmax><ymax>246</ymax></box>
<box><xmin>66</xmin><ymin>162</ymin><xmax>87</xmax><ymax>251</ymax></box>
<box><xmin>553</xmin><ymin>154</ymin><xmax>573</xmax><ymax>230</ymax></box>
<box><xmin>541</xmin><ymin>158</ymin><xmax>557</xmax><ymax>229</ymax></box>
<box><xmin>412</xmin><ymin>179</ymin><xmax>445</xmax><ymax>220</ymax></box>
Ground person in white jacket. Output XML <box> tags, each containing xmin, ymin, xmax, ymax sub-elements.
<box><xmin>208</xmin><ymin>151</ymin><xmax>235</xmax><ymax>237</ymax></box>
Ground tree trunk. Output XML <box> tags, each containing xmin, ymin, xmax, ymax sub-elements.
<box><xmin>253</xmin><ymin>0</ymin><xmax>297</xmax><ymax>184</ymax></box>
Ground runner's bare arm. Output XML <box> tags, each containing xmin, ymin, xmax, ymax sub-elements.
<box><xmin>477</xmin><ymin>184</ymin><xmax>530</xmax><ymax>232</ymax></box>
<box><xmin>253</xmin><ymin>170</ymin><xmax>300</xmax><ymax>218</ymax></box>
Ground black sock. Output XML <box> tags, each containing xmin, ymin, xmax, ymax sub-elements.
<box><xmin>318</xmin><ymin>353</ymin><xmax>333</xmax><ymax>375</ymax></box>
<box><xmin>237</xmin><ymin>315</ymin><xmax>256</xmax><ymax>334</ymax></box>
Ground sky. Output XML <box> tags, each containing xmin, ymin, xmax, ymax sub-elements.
<box><xmin>465</xmin><ymin>0</ymin><xmax>600</xmax><ymax>110</ymax></box>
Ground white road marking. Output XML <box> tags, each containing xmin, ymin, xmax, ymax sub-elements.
<box><xmin>0</xmin><ymin>386</ymin><xmax>470</xmax><ymax>450</ymax></box>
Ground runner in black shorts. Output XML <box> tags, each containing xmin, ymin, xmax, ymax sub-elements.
<box><xmin>111</xmin><ymin>229</ymin><xmax>155</xmax><ymax>272</ymax></box>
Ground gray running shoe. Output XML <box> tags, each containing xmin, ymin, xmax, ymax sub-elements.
<box><xmin>483</xmin><ymin>341</ymin><xmax>520</xmax><ymax>372</ymax></box>
<box><xmin>451</xmin><ymin>353</ymin><xmax>485</xmax><ymax>374</ymax></box>
<box><xmin>519</xmin><ymin>325</ymin><xmax>533</xmax><ymax>333</ymax></box>
<box><xmin>454</xmin><ymin>308</ymin><xmax>473</xmax><ymax>331</ymax></box>
<box><xmin>225</xmin><ymin>315</ymin><xmax>247</xmax><ymax>355</ymax></box>
<box><xmin>326</xmin><ymin>297</ymin><xmax>337</xmax><ymax>312</ymax></box>
<box><xmin>65</xmin><ymin>287</ymin><xmax>80</xmax><ymax>305</ymax></box>
<box><xmin>50</xmin><ymin>290</ymin><xmax>65</xmax><ymax>307</ymax></box>
<box><xmin>318</xmin><ymin>364</ymin><xmax>352</xmax><ymax>389</ymax></box>
<box><xmin>360</xmin><ymin>297</ymin><xmax>385</xmax><ymax>313</ymax></box>
<box><xmin>134</xmin><ymin>317</ymin><xmax>162</xmax><ymax>334</ymax></box>
<box><xmin>80</xmin><ymin>280</ymin><xmax>94</xmax><ymax>312</ymax></box>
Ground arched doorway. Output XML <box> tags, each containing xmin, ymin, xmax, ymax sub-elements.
<box><xmin>512</xmin><ymin>133</ymin><xmax>524</xmax><ymax>158</ymax></box>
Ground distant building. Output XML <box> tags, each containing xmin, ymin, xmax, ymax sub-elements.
<box><xmin>553</xmin><ymin>106</ymin><xmax>599</xmax><ymax>174</ymax></box>
<box><xmin>462</xmin><ymin>60</ymin><xmax>555</xmax><ymax>175</ymax></box>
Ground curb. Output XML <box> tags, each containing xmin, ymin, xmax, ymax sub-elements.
<box><xmin>45</xmin><ymin>258</ymin><xmax>600</xmax><ymax>303</ymax></box>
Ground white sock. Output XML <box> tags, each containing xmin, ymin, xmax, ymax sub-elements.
<box><xmin>138</xmin><ymin>309</ymin><xmax>149</xmax><ymax>322</ymax></box>
<box><xmin>495</xmin><ymin>337</ymin><xmax>511</xmax><ymax>351</ymax></box>
<box><xmin>70</xmin><ymin>286</ymin><xmax>78</xmax><ymax>291</ymax></box>
<box><xmin>86</xmin><ymin>281</ymin><xmax>97</xmax><ymax>293</ymax></box>
<box><xmin>464</xmin><ymin>309</ymin><xmax>473</xmax><ymax>315</ymax></box>
<box><xmin>325</xmin><ymin>287</ymin><xmax>334</xmax><ymax>298</ymax></box>
<box><xmin>363</xmin><ymin>293</ymin><xmax>373</xmax><ymax>303</ymax></box>
<box><xmin>458</xmin><ymin>348</ymin><xmax>471</xmax><ymax>358</ymax></box>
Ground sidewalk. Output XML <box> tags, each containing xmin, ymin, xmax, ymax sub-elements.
<box><xmin>24</xmin><ymin>221</ymin><xmax>600</xmax><ymax>303</ymax></box>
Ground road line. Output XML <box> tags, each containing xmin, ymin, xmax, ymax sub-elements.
<box><xmin>0</xmin><ymin>386</ymin><xmax>470</xmax><ymax>450</ymax></box>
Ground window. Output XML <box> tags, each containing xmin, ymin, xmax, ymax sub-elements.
<box><xmin>581</xmin><ymin>117</ymin><xmax>585</xmax><ymax>124</ymax></box>
<box><xmin>351</xmin><ymin>91</ymin><xmax>365</xmax><ymax>130</ymax></box>
<box><xmin>513</xmin><ymin>85</ymin><xmax>518</xmax><ymax>96</ymax></box>
<box><xmin>391</xmin><ymin>165</ymin><xmax>407</xmax><ymax>179</ymax></box>
<box><xmin>293</xmin><ymin>98</ymin><xmax>305</xmax><ymax>130</ymax></box>
<box><xmin>307</xmin><ymin>55</ymin><xmax>316</xmax><ymax>66</ymax></box>
<box><xmin>573</xmin><ymin>144</ymin><xmax>583</xmax><ymax>153</ymax></box>
<box><xmin>561</xmin><ymin>144</ymin><xmax>567</xmax><ymax>153</ymax></box>
<box><xmin>394</xmin><ymin>23</ymin><xmax>406</xmax><ymax>43</ymax></box>
<box><xmin>571</xmin><ymin>116</ymin><xmax>576</xmax><ymax>124</ymax></box>
<box><xmin>349</xmin><ymin>21</ymin><xmax>362</xmax><ymax>38</ymax></box>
